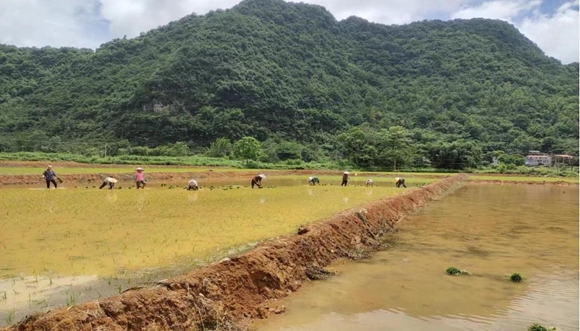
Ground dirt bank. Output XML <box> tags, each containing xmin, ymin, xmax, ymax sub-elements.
<box><xmin>2</xmin><ymin>175</ymin><xmax>465</xmax><ymax>331</ymax></box>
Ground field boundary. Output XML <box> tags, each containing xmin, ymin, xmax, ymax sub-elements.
<box><xmin>0</xmin><ymin>170</ymin><xmax>451</xmax><ymax>186</ymax></box>
<box><xmin>2</xmin><ymin>174</ymin><xmax>464</xmax><ymax>331</ymax></box>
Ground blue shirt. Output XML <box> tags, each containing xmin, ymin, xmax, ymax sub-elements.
<box><xmin>43</xmin><ymin>170</ymin><xmax>56</xmax><ymax>181</ymax></box>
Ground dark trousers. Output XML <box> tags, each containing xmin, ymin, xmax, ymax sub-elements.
<box><xmin>251</xmin><ymin>179</ymin><xmax>261</xmax><ymax>188</ymax></box>
<box><xmin>341</xmin><ymin>179</ymin><xmax>348</xmax><ymax>186</ymax></box>
<box><xmin>396</xmin><ymin>180</ymin><xmax>406</xmax><ymax>188</ymax></box>
<box><xmin>188</xmin><ymin>186</ymin><xmax>198</xmax><ymax>191</ymax></box>
<box><xmin>46</xmin><ymin>180</ymin><xmax>57</xmax><ymax>189</ymax></box>
<box><xmin>136</xmin><ymin>180</ymin><xmax>146</xmax><ymax>189</ymax></box>
<box><xmin>99</xmin><ymin>182</ymin><xmax>114</xmax><ymax>189</ymax></box>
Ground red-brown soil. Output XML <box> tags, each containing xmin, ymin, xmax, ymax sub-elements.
<box><xmin>0</xmin><ymin>168</ymin><xmax>449</xmax><ymax>186</ymax></box>
<box><xmin>1</xmin><ymin>175</ymin><xmax>466</xmax><ymax>331</ymax></box>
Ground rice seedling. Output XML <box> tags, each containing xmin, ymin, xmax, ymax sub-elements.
<box><xmin>65</xmin><ymin>291</ymin><xmax>76</xmax><ymax>307</ymax></box>
<box><xmin>509</xmin><ymin>273</ymin><xmax>523</xmax><ymax>282</ymax></box>
<box><xmin>446</xmin><ymin>267</ymin><xmax>470</xmax><ymax>275</ymax></box>
<box><xmin>5</xmin><ymin>309</ymin><xmax>15</xmax><ymax>324</ymax></box>
<box><xmin>528</xmin><ymin>324</ymin><xmax>559</xmax><ymax>331</ymax></box>
<box><xmin>0</xmin><ymin>175</ymin><xmax>430</xmax><ymax>312</ymax></box>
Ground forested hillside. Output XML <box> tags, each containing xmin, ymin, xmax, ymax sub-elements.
<box><xmin>0</xmin><ymin>0</ymin><xmax>577</xmax><ymax>169</ymax></box>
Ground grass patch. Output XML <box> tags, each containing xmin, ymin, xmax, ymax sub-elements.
<box><xmin>0</xmin><ymin>179</ymin><xmax>407</xmax><ymax>278</ymax></box>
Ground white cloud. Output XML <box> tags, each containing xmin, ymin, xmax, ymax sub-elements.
<box><xmin>0</xmin><ymin>0</ymin><xmax>103</xmax><ymax>48</ymax></box>
<box><xmin>302</xmin><ymin>0</ymin><xmax>468</xmax><ymax>25</ymax></box>
<box><xmin>450</xmin><ymin>0</ymin><xmax>579</xmax><ymax>63</ymax></box>
<box><xmin>98</xmin><ymin>0</ymin><xmax>235</xmax><ymax>38</ymax></box>
<box><xmin>0</xmin><ymin>0</ymin><xmax>577</xmax><ymax>63</ymax></box>
<box><xmin>518</xmin><ymin>0</ymin><xmax>579</xmax><ymax>63</ymax></box>
<box><xmin>451</xmin><ymin>0</ymin><xmax>541</xmax><ymax>22</ymax></box>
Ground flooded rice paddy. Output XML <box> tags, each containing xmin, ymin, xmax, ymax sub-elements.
<box><xmin>0</xmin><ymin>175</ymin><xmax>430</xmax><ymax>325</ymax></box>
<box><xmin>255</xmin><ymin>184</ymin><xmax>579</xmax><ymax>331</ymax></box>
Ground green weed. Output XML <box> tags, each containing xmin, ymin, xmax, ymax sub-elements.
<box><xmin>510</xmin><ymin>273</ymin><xmax>523</xmax><ymax>282</ymax></box>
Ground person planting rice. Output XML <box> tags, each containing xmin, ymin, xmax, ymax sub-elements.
<box><xmin>187</xmin><ymin>179</ymin><xmax>199</xmax><ymax>191</ymax></box>
<box><xmin>395</xmin><ymin>177</ymin><xmax>407</xmax><ymax>188</ymax></box>
<box><xmin>99</xmin><ymin>177</ymin><xmax>118</xmax><ymax>189</ymax></box>
<box><xmin>341</xmin><ymin>171</ymin><xmax>349</xmax><ymax>186</ymax></box>
<box><xmin>308</xmin><ymin>176</ymin><xmax>320</xmax><ymax>185</ymax></box>
<box><xmin>366</xmin><ymin>179</ymin><xmax>373</xmax><ymax>187</ymax></box>
<box><xmin>135</xmin><ymin>167</ymin><xmax>146</xmax><ymax>189</ymax></box>
<box><xmin>251</xmin><ymin>174</ymin><xmax>266</xmax><ymax>189</ymax></box>
<box><xmin>42</xmin><ymin>165</ymin><xmax>59</xmax><ymax>189</ymax></box>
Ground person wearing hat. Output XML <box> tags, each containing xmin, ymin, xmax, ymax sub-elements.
<box><xmin>187</xmin><ymin>179</ymin><xmax>199</xmax><ymax>191</ymax></box>
<box><xmin>366</xmin><ymin>179</ymin><xmax>373</xmax><ymax>187</ymax></box>
<box><xmin>395</xmin><ymin>177</ymin><xmax>407</xmax><ymax>188</ymax></box>
<box><xmin>341</xmin><ymin>171</ymin><xmax>349</xmax><ymax>186</ymax></box>
<box><xmin>251</xmin><ymin>174</ymin><xmax>265</xmax><ymax>189</ymax></box>
<box><xmin>42</xmin><ymin>165</ymin><xmax>58</xmax><ymax>189</ymax></box>
<box><xmin>308</xmin><ymin>176</ymin><xmax>320</xmax><ymax>185</ymax></box>
<box><xmin>99</xmin><ymin>177</ymin><xmax>118</xmax><ymax>189</ymax></box>
<box><xmin>135</xmin><ymin>167</ymin><xmax>146</xmax><ymax>189</ymax></box>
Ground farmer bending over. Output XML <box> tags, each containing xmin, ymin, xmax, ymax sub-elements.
<box><xmin>135</xmin><ymin>167</ymin><xmax>146</xmax><ymax>189</ymax></box>
<box><xmin>188</xmin><ymin>179</ymin><xmax>199</xmax><ymax>191</ymax></box>
<box><xmin>395</xmin><ymin>177</ymin><xmax>406</xmax><ymax>188</ymax></box>
<box><xmin>42</xmin><ymin>165</ymin><xmax>58</xmax><ymax>189</ymax></box>
<box><xmin>99</xmin><ymin>177</ymin><xmax>118</xmax><ymax>189</ymax></box>
<box><xmin>251</xmin><ymin>174</ymin><xmax>265</xmax><ymax>189</ymax></box>
<box><xmin>308</xmin><ymin>177</ymin><xmax>320</xmax><ymax>185</ymax></box>
<box><xmin>366</xmin><ymin>179</ymin><xmax>373</xmax><ymax>187</ymax></box>
<box><xmin>341</xmin><ymin>172</ymin><xmax>349</xmax><ymax>186</ymax></box>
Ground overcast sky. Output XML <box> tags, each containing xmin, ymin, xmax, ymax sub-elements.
<box><xmin>0</xmin><ymin>0</ymin><xmax>577</xmax><ymax>63</ymax></box>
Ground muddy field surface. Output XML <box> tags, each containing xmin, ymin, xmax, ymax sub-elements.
<box><xmin>0</xmin><ymin>175</ymin><xmax>465</xmax><ymax>331</ymax></box>
<box><xmin>255</xmin><ymin>184</ymin><xmax>579</xmax><ymax>331</ymax></box>
<box><xmin>0</xmin><ymin>169</ymin><xmax>448</xmax><ymax>187</ymax></box>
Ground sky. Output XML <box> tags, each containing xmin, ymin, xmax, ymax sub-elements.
<box><xmin>0</xmin><ymin>0</ymin><xmax>578</xmax><ymax>64</ymax></box>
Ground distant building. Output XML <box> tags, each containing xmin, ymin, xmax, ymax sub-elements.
<box><xmin>553</xmin><ymin>154</ymin><xmax>574</xmax><ymax>167</ymax></box>
<box><xmin>525</xmin><ymin>154</ymin><xmax>552</xmax><ymax>166</ymax></box>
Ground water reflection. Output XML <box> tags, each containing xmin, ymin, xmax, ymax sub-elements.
<box><xmin>255</xmin><ymin>185</ymin><xmax>579</xmax><ymax>331</ymax></box>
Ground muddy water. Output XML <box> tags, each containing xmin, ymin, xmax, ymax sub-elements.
<box><xmin>255</xmin><ymin>184</ymin><xmax>579</xmax><ymax>331</ymax></box>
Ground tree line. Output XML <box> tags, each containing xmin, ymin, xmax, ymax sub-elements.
<box><xmin>0</xmin><ymin>0</ymin><xmax>577</xmax><ymax>169</ymax></box>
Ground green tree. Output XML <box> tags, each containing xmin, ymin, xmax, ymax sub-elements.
<box><xmin>207</xmin><ymin>138</ymin><xmax>232</xmax><ymax>157</ymax></box>
<box><xmin>376</xmin><ymin>126</ymin><xmax>416</xmax><ymax>170</ymax></box>
<box><xmin>233</xmin><ymin>136</ymin><xmax>262</xmax><ymax>164</ymax></box>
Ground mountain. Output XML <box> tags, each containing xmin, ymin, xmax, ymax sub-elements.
<box><xmin>0</xmin><ymin>0</ymin><xmax>577</xmax><ymax>165</ymax></box>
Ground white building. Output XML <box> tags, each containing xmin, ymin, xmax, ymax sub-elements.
<box><xmin>525</xmin><ymin>154</ymin><xmax>552</xmax><ymax>166</ymax></box>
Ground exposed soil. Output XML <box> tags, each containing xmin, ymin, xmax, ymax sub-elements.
<box><xmin>1</xmin><ymin>175</ymin><xmax>466</xmax><ymax>331</ymax></box>
<box><xmin>0</xmin><ymin>168</ymin><xmax>450</xmax><ymax>186</ymax></box>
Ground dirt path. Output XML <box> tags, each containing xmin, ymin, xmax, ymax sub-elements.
<box><xmin>1</xmin><ymin>175</ymin><xmax>466</xmax><ymax>331</ymax></box>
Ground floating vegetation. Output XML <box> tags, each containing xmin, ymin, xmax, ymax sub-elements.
<box><xmin>528</xmin><ymin>324</ymin><xmax>559</xmax><ymax>331</ymax></box>
<box><xmin>446</xmin><ymin>267</ymin><xmax>470</xmax><ymax>275</ymax></box>
<box><xmin>510</xmin><ymin>273</ymin><xmax>523</xmax><ymax>282</ymax></box>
